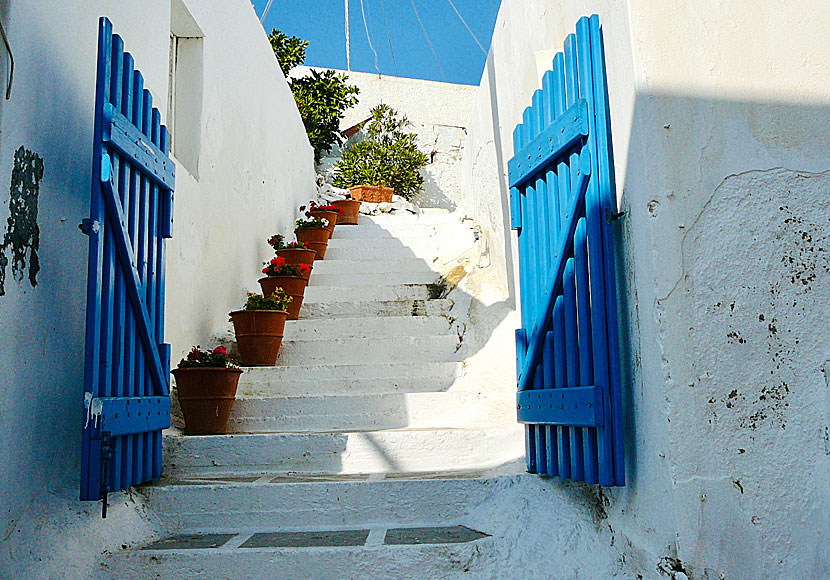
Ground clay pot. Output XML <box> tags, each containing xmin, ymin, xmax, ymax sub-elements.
<box><xmin>332</xmin><ymin>199</ymin><xmax>361</xmax><ymax>225</ymax></box>
<box><xmin>230</xmin><ymin>309</ymin><xmax>289</xmax><ymax>366</ymax></box>
<box><xmin>295</xmin><ymin>227</ymin><xmax>329</xmax><ymax>259</ymax></box>
<box><xmin>349</xmin><ymin>184</ymin><xmax>394</xmax><ymax>203</ymax></box>
<box><xmin>259</xmin><ymin>275</ymin><xmax>308</xmax><ymax>320</ymax></box>
<box><xmin>276</xmin><ymin>248</ymin><xmax>316</xmax><ymax>278</ymax></box>
<box><xmin>172</xmin><ymin>367</ymin><xmax>243</xmax><ymax>435</ymax></box>
<box><xmin>309</xmin><ymin>210</ymin><xmax>338</xmax><ymax>237</ymax></box>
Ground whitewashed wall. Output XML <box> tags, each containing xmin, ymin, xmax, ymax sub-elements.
<box><xmin>460</xmin><ymin>0</ymin><xmax>830</xmax><ymax>578</ymax></box>
<box><xmin>0</xmin><ymin>1</ymin><xmax>314</xmax><ymax>577</ymax></box>
<box><xmin>298</xmin><ymin>66</ymin><xmax>477</xmax><ymax>210</ymax></box>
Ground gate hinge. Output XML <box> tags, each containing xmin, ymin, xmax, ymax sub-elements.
<box><xmin>79</xmin><ymin>218</ymin><xmax>100</xmax><ymax>236</ymax></box>
<box><xmin>605</xmin><ymin>209</ymin><xmax>625</xmax><ymax>224</ymax></box>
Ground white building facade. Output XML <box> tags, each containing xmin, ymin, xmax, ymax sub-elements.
<box><xmin>0</xmin><ymin>1</ymin><xmax>315</xmax><ymax>577</ymax></box>
<box><xmin>459</xmin><ymin>1</ymin><xmax>830</xmax><ymax>577</ymax></box>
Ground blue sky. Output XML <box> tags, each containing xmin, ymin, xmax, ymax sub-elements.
<box><xmin>251</xmin><ymin>0</ymin><xmax>502</xmax><ymax>85</ymax></box>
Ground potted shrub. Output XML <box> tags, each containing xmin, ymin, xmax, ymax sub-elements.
<box><xmin>306</xmin><ymin>201</ymin><xmax>341</xmax><ymax>236</ymax></box>
<box><xmin>171</xmin><ymin>346</ymin><xmax>242</xmax><ymax>435</ymax></box>
<box><xmin>270</xmin><ymin>234</ymin><xmax>316</xmax><ymax>277</ymax></box>
<box><xmin>332</xmin><ymin>104</ymin><xmax>428</xmax><ymax>203</ymax></box>
<box><xmin>332</xmin><ymin>198</ymin><xmax>361</xmax><ymax>225</ymax></box>
<box><xmin>295</xmin><ymin>215</ymin><xmax>330</xmax><ymax>259</ymax></box>
<box><xmin>259</xmin><ymin>255</ymin><xmax>311</xmax><ymax>320</ymax></box>
<box><xmin>230</xmin><ymin>290</ymin><xmax>292</xmax><ymax>366</ymax></box>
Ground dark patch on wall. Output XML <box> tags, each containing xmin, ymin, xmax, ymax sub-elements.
<box><xmin>0</xmin><ymin>146</ymin><xmax>44</xmax><ymax>296</ymax></box>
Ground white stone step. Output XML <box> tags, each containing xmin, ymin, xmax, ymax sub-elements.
<box><xmin>137</xmin><ymin>474</ymin><xmax>494</xmax><ymax>532</ymax></box>
<box><xmin>326</xmin><ymin>237</ymin><xmax>454</xmax><ymax>251</ymax></box>
<box><xmin>300</xmin><ymin>297</ymin><xmax>452</xmax><ymax>319</ymax></box>
<box><xmin>308</xmin><ymin>270</ymin><xmax>439</xmax><ymax>287</ymax></box>
<box><xmin>310</xmin><ymin>257</ymin><xmax>435</xmax><ymax>274</ymax></box>
<box><xmin>277</xmin><ymin>335</ymin><xmax>459</xmax><ymax>366</ymax></box>
<box><xmin>162</xmin><ymin>427</ymin><xmax>525</xmax><ymax>477</ymax></box>
<box><xmin>236</xmin><ymin>362</ymin><xmax>461</xmax><ymax>397</ymax></box>
<box><xmin>302</xmin><ymin>284</ymin><xmax>431</xmax><ymax>303</ymax></box>
<box><xmin>106</xmin><ymin>538</ymin><xmax>490</xmax><ymax>580</ymax></box>
<box><xmin>324</xmin><ymin>245</ymin><xmax>447</xmax><ymax>261</ymax></box>
<box><xmin>227</xmin><ymin>391</ymin><xmax>480</xmax><ymax>433</ymax></box>
<box><xmin>284</xmin><ymin>316</ymin><xmax>451</xmax><ymax>341</ymax></box>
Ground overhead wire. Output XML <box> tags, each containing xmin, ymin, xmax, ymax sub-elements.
<box><xmin>379</xmin><ymin>0</ymin><xmax>399</xmax><ymax>76</ymax></box>
<box><xmin>409</xmin><ymin>0</ymin><xmax>446</xmax><ymax>82</ymax></box>
<box><xmin>259</xmin><ymin>0</ymin><xmax>275</xmax><ymax>23</ymax></box>
<box><xmin>359</xmin><ymin>0</ymin><xmax>381</xmax><ymax>74</ymax></box>
<box><xmin>445</xmin><ymin>0</ymin><xmax>488</xmax><ymax>56</ymax></box>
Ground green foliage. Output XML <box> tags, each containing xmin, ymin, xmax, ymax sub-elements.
<box><xmin>177</xmin><ymin>346</ymin><xmax>239</xmax><ymax>369</ymax></box>
<box><xmin>332</xmin><ymin>104</ymin><xmax>429</xmax><ymax>200</ymax></box>
<box><xmin>243</xmin><ymin>290</ymin><xmax>292</xmax><ymax>312</ymax></box>
<box><xmin>294</xmin><ymin>216</ymin><xmax>329</xmax><ymax>230</ymax></box>
<box><xmin>268</xmin><ymin>29</ymin><xmax>360</xmax><ymax>164</ymax></box>
<box><xmin>290</xmin><ymin>69</ymin><xmax>360</xmax><ymax>163</ymax></box>
<box><xmin>268</xmin><ymin>29</ymin><xmax>308</xmax><ymax>76</ymax></box>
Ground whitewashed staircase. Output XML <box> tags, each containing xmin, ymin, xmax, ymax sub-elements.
<box><xmin>101</xmin><ymin>212</ymin><xmax>525</xmax><ymax>580</ymax></box>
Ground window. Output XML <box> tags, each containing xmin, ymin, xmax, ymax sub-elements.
<box><xmin>168</xmin><ymin>0</ymin><xmax>203</xmax><ymax>179</ymax></box>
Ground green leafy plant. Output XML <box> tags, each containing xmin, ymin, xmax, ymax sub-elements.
<box><xmin>243</xmin><ymin>290</ymin><xmax>292</xmax><ymax>312</ymax></box>
<box><xmin>290</xmin><ymin>70</ymin><xmax>359</xmax><ymax>163</ymax></box>
<box><xmin>262</xmin><ymin>256</ymin><xmax>311</xmax><ymax>277</ymax></box>
<box><xmin>332</xmin><ymin>104</ymin><xmax>428</xmax><ymax>200</ymax></box>
<box><xmin>268</xmin><ymin>29</ymin><xmax>308</xmax><ymax>76</ymax></box>
<box><xmin>295</xmin><ymin>216</ymin><xmax>329</xmax><ymax>231</ymax></box>
<box><xmin>177</xmin><ymin>346</ymin><xmax>240</xmax><ymax>369</ymax></box>
<box><xmin>267</xmin><ymin>234</ymin><xmax>309</xmax><ymax>252</ymax></box>
<box><xmin>268</xmin><ymin>29</ymin><xmax>359</xmax><ymax>163</ymax></box>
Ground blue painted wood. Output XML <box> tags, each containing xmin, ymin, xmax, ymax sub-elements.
<box><xmin>509</xmin><ymin>14</ymin><xmax>624</xmax><ymax>486</ymax></box>
<box><xmin>81</xmin><ymin>18</ymin><xmax>174</xmax><ymax>503</ymax></box>
<box><xmin>507</xmin><ymin>100</ymin><xmax>588</xmax><ymax>190</ymax></box>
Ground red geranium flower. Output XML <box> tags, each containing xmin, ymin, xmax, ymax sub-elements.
<box><xmin>213</xmin><ymin>346</ymin><xmax>228</xmax><ymax>356</ymax></box>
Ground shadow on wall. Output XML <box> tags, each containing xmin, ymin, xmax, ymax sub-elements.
<box><xmin>612</xmin><ymin>91</ymin><xmax>830</xmax><ymax>578</ymax></box>
<box><xmin>415</xmin><ymin>170</ymin><xmax>457</xmax><ymax>211</ymax></box>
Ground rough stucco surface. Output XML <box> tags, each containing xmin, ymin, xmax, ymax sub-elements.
<box><xmin>658</xmin><ymin>169</ymin><xmax>830</xmax><ymax>578</ymax></box>
<box><xmin>462</xmin><ymin>0</ymin><xmax>830</xmax><ymax>577</ymax></box>
<box><xmin>0</xmin><ymin>1</ymin><xmax>314</xmax><ymax>577</ymax></box>
<box><xmin>299</xmin><ymin>67</ymin><xmax>476</xmax><ymax>210</ymax></box>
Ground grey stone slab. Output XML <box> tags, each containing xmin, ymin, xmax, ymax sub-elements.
<box><xmin>268</xmin><ymin>473</ymin><xmax>370</xmax><ymax>484</ymax></box>
<box><xmin>142</xmin><ymin>533</ymin><xmax>236</xmax><ymax>550</ymax></box>
<box><xmin>240</xmin><ymin>530</ymin><xmax>370</xmax><ymax>548</ymax></box>
<box><xmin>384</xmin><ymin>526</ymin><xmax>489</xmax><ymax>545</ymax></box>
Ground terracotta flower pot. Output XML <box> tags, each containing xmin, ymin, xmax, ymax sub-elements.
<box><xmin>276</xmin><ymin>248</ymin><xmax>316</xmax><ymax>278</ymax></box>
<box><xmin>295</xmin><ymin>227</ymin><xmax>329</xmax><ymax>259</ymax></box>
<box><xmin>349</xmin><ymin>184</ymin><xmax>393</xmax><ymax>203</ymax></box>
<box><xmin>309</xmin><ymin>210</ymin><xmax>338</xmax><ymax>237</ymax></box>
<box><xmin>332</xmin><ymin>199</ymin><xmax>361</xmax><ymax>225</ymax></box>
<box><xmin>259</xmin><ymin>275</ymin><xmax>308</xmax><ymax>320</ymax></box>
<box><xmin>172</xmin><ymin>367</ymin><xmax>243</xmax><ymax>435</ymax></box>
<box><xmin>230</xmin><ymin>309</ymin><xmax>289</xmax><ymax>366</ymax></box>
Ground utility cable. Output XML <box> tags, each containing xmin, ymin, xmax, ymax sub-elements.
<box><xmin>445</xmin><ymin>0</ymin><xmax>487</xmax><ymax>55</ymax></box>
<box><xmin>379</xmin><ymin>0</ymin><xmax>398</xmax><ymax>76</ymax></box>
<box><xmin>359</xmin><ymin>0</ymin><xmax>381</xmax><ymax>74</ymax></box>
<box><xmin>410</xmin><ymin>0</ymin><xmax>445</xmax><ymax>82</ymax></box>
<box><xmin>0</xmin><ymin>14</ymin><xmax>13</xmax><ymax>99</ymax></box>
<box><xmin>259</xmin><ymin>0</ymin><xmax>275</xmax><ymax>23</ymax></box>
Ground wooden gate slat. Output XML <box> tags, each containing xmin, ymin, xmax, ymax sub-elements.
<box><xmin>508</xmin><ymin>14</ymin><xmax>624</xmax><ymax>486</ymax></box>
<box><xmin>81</xmin><ymin>18</ymin><xmax>174</xmax><ymax>504</ymax></box>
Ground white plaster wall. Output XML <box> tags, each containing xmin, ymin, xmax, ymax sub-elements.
<box><xmin>298</xmin><ymin>66</ymin><xmax>477</xmax><ymax>210</ymax></box>
<box><xmin>461</xmin><ymin>0</ymin><xmax>830</xmax><ymax>577</ymax></box>
<box><xmin>0</xmin><ymin>1</ymin><xmax>314</xmax><ymax>577</ymax></box>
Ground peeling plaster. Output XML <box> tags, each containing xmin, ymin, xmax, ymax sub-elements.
<box><xmin>0</xmin><ymin>146</ymin><xmax>43</xmax><ymax>296</ymax></box>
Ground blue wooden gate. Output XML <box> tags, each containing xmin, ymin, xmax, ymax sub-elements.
<box><xmin>80</xmin><ymin>17</ymin><xmax>175</xmax><ymax>510</ymax></box>
<box><xmin>508</xmin><ymin>15</ymin><xmax>624</xmax><ymax>486</ymax></box>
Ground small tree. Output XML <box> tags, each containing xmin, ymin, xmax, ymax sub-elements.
<box><xmin>268</xmin><ymin>29</ymin><xmax>308</xmax><ymax>76</ymax></box>
<box><xmin>332</xmin><ymin>104</ymin><xmax>428</xmax><ymax>201</ymax></box>
<box><xmin>268</xmin><ymin>29</ymin><xmax>359</xmax><ymax>164</ymax></box>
